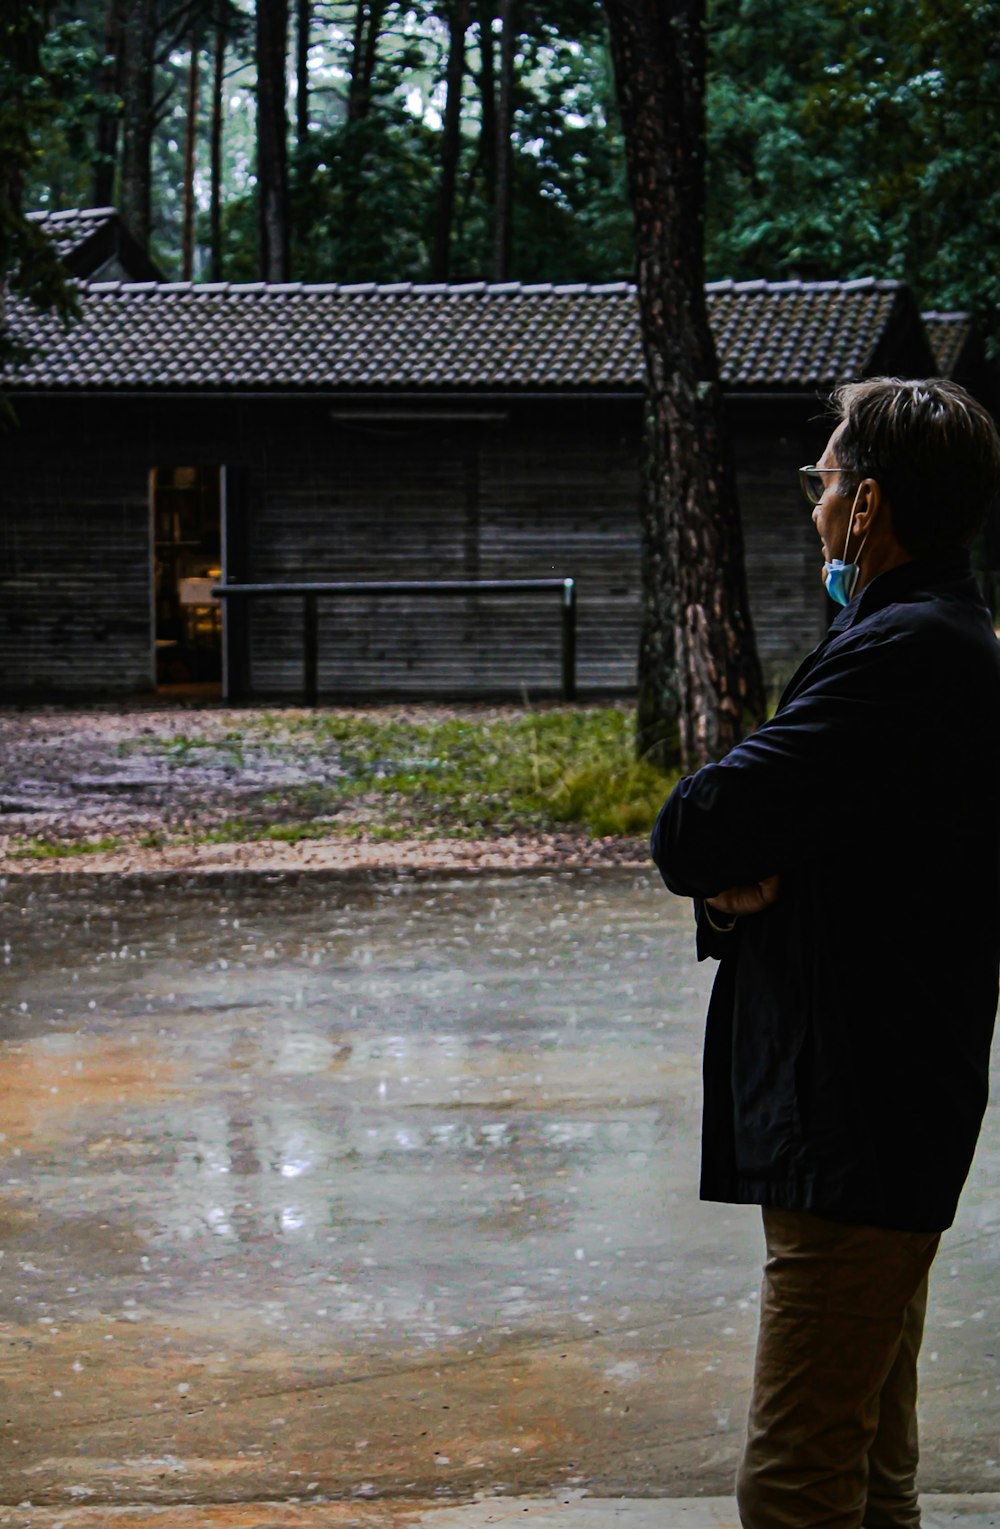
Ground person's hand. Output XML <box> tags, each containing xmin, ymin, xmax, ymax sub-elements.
<box><xmin>706</xmin><ymin>874</ymin><xmax>781</xmax><ymax>918</ymax></box>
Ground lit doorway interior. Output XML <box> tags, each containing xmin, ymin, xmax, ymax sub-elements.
<box><xmin>152</xmin><ymin>466</ymin><xmax>223</xmax><ymax>692</ymax></box>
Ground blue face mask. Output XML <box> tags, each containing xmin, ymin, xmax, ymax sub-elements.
<box><xmin>823</xmin><ymin>485</ymin><xmax>870</xmax><ymax>607</ymax></box>
<box><xmin>823</xmin><ymin>558</ymin><xmax>860</xmax><ymax>608</ymax></box>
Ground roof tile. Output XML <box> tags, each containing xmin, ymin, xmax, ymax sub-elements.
<box><xmin>3</xmin><ymin>278</ymin><xmax>916</xmax><ymax>394</ymax></box>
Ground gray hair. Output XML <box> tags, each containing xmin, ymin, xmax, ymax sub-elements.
<box><xmin>830</xmin><ymin>376</ymin><xmax>1000</xmax><ymax>557</ymax></box>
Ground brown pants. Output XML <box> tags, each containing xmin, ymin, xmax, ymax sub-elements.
<box><xmin>736</xmin><ymin>1209</ymin><xmax>940</xmax><ymax>1529</ymax></box>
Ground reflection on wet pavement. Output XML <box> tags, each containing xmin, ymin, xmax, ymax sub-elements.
<box><xmin>0</xmin><ymin>869</ymin><xmax>997</xmax><ymax>1515</ymax></box>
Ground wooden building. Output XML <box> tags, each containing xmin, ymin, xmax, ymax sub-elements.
<box><xmin>2</xmin><ymin>263</ymin><xmax>941</xmax><ymax>703</ymax></box>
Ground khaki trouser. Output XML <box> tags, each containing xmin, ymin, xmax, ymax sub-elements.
<box><xmin>737</xmin><ymin>1208</ymin><xmax>940</xmax><ymax>1529</ymax></box>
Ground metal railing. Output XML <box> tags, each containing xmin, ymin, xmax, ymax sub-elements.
<box><xmin>212</xmin><ymin>577</ymin><xmax>577</xmax><ymax>705</ymax></box>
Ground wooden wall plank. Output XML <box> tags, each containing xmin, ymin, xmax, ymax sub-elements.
<box><xmin>0</xmin><ymin>396</ymin><xmax>835</xmax><ymax>702</ymax></box>
<box><xmin>0</xmin><ymin>446</ymin><xmax>151</xmax><ymax>696</ymax></box>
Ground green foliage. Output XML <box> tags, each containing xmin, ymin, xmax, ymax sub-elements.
<box><xmin>0</xmin><ymin>1</ymin><xmax>78</xmax><ymax>371</ymax></box>
<box><xmin>291</xmin><ymin>104</ymin><xmax>440</xmax><ymax>280</ymax></box>
<box><xmin>24</xmin><ymin>19</ymin><xmax>115</xmax><ymax>210</ymax></box>
<box><xmin>704</xmin><ymin>0</ymin><xmax>1000</xmax><ymax>355</ymax></box>
<box><xmin>497</xmin><ymin>23</ymin><xmax>632</xmax><ymax>280</ymax></box>
<box><xmin>12</xmin><ymin>0</ymin><xmax>999</xmax><ymax>357</ymax></box>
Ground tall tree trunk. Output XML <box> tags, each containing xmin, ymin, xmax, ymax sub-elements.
<box><xmin>347</xmin><ymin>1</ymin><xmax>385</xmax><ymax>123</ymax></box>
<box><xmin>181</xmin><ymin>36</ymin><xmax>200</xmax><ymax>280</ymax></box>
<box><xmin>209</xmin><ymin>10</ymin><xmax>226</xmax><ymax>280</ymax></box>
<box><xmin>256</xmin><ymin>0</ymin><xmax>290</xmax><ymax>281</ymax></box>
<box><xmin>340</xmin><ymin>0</ymin><xmax>386</xmax><ymax>263</ymax></box>
<box><xmin>92</xmin><ymin>0</ymin><xmax>122</xmax><ymax>207</ymax></box>
<box><xmin>431</xmin><ymin>0</ymin><xmax>469</xmax><ymax>280</ymax></box>
<box><xmin>477</xmin><ymin>0</ymin><xmax>496</xmax><ymax>210</ymax></box>
<box><xmin>604</xmin><ymin>0</ymin><xmax>764</xmax><ymax>769</ymax></box>
<box><xmin>295</xmin><ymin>0</ymin><xmax>310</xmax><ymax>148</ymax></box>
<box><xmin>120</xmin><ymin>0</ymin><xmax>156</xmax><ymax>246</ymax></box>
<box><xmin>491</xmin><ymin>0</ymin><xmax>514</xmax><ymax>280</ymax></box>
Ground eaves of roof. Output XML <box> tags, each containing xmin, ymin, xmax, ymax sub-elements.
<box><xmin>1</xmin><ymin>275</ymin><xmax>916</xmax><ymax>396</ymax></box>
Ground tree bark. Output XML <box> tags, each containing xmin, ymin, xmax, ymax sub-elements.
<box><xmin>603</xmin><ymin>0</ymin><xmax>764</xmax><ymax>769</ymax></box>
<box><xmin>491</xmin><ymin>0</ymin><xmax>514</xmax><ymax>279</ymax></box>
<box><xmin>181</xmin><ymin>35</ymin><xmax>200</xmax><ymax>280</ymax></box>
<box><xmin>120</xmin><ymin>0</ymin><xmax>156</xmax><ymax>246</ymax></box>
<box><xmin>92</xmin><ymin>0</ymin><xmax>122</xmax><ymax>207</ymax></box>
<box><xmin>209</xmin><ymin>10</ymin><xmax>226</xmax><ymax>280</ymax></box>
<box><xmin>431</xmin><ymin>0</ymin><xmax>469</xmax><ymax>279</ymax></box>
<box><xmin>295</xmin><ymin>0</ymin><xmax>310</xmax><ymax>148</ymax></box>
<box><xmin>256</xmin><ymin>0</ymin><xmax>290</xmax><ymax>281</ymax></box>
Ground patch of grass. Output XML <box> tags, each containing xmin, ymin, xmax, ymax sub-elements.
<box><xmin>137</xmin><ymin>732</ymin><xmax>249</xmax><ymax>766</ymax></box>
<box><xmin>189</xmin><ymin>818</ymin><xmax>256</xmax><ymax>845</ymax></box>
<box><xmin>79</xmin><ymin>707</ymin><xmax>678</xmax><ymax>852</ymax></box>
<box><xmin>271</xmin><ymin>706</ymin><xmax>677</xmax><ymax>839</ymax></box>
<box><xmin>189</xmin><ymin>818</ymin><xmax>338</xmax><ymax>847</ymax></box>
<box><xmin>12</xmin><ymin>835</ymin><xmax>122</xmax><ymax>860</ymax></box>
<box><xmin>547</xmin><ymin>758</ymin><xmax>675</xmax><ymax>837</ymax></box>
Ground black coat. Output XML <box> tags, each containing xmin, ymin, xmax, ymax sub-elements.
<box><xmin>651</xmin><ymin>550</ymin><xmax>1000</xmax><ymax>1232</ymax></box>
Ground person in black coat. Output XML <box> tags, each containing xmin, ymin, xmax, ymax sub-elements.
<box><xmin>651</xmin><ymin>377</ymin><xmax>1000</xmax><ymax>1529</ymax></box>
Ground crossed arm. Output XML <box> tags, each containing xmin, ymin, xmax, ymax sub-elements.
<box><xmin>650</xmin><ymin>627</ymin><xmax>905</xmax><ymax>929</ymax></box>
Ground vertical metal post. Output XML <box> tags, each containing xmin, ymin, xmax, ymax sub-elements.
<box><xmin>303</xmin><ymin>592</ymin><xmax>319</xmax><ymax>706</ymax></box>
<box><xmin>561</xmin><ymin>577</ymin><xmax>577</xmax><ymax>701</ymax></box>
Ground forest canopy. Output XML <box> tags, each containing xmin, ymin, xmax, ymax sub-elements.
<box><xmin>9</xmin><ymin>0</ymin><xmax>1000</xmax><ymax>354</ymax></box>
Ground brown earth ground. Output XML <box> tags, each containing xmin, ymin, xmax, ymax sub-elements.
<box><xmin>0</xmin><ymin>702</ymin><xmax>648</xmax><ymax>878</ymax></box>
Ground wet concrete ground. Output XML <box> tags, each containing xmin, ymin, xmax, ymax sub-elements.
<box><xmin>0</xmin><ymin>867</ymin><xmax>998</xmax><ymax>1523</ymax></box>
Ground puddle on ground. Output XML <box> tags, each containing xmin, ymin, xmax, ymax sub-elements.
<box><xmin>0</xmin><ymin>868</ymin><xmax>997</xmax><ymax>1508</ymax></box>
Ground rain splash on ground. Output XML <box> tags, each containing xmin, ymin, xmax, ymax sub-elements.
<box><xmin>0</xmin><ymin>867</ymin><xmax>998</xmax><ymax>1520</ymax></box>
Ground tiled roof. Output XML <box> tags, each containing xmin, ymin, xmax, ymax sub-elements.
<box><xmin>921</xmin><ymin>311</ymin><xmax>975</xmax><ymax>378</ymax></box>
<box><xmin>26</xmin><ymin>206</ymin><xmax>164</xmax><ymax>282</ymax></box>
<box><xmin>3</xmin><ymin>276</ymin><xmax>916</xmax><ymax>394</ymax></box>
<box><xmin>26</xmin><ymin>207</ymin><xmax>119</xmax><ymax>263</ymax></box>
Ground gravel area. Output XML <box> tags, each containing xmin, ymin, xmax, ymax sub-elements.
<box><xmin>0</xmin><ymin>702</ymin><xmax>651</xmax><ymax>877</ymax></box>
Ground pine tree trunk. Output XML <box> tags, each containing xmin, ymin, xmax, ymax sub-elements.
<box><xmin>181</xmin><ymin>37</ymin><xmax>200</xmax><ymax>280</ymax></box>
<box><xmin>92</xmin><ymin>0</ymin><xmax>122</xmax><ymax>207</ymax></box>
<box><xmin>347</xmin><ymin>0</ymin><xmax>368</xmax><ymax>122</ymax></box>
<box><xmin>604</xmin><ymin>0</ymin><xmax>764</xmax><ymax>769</ymax></box>
<box><xmin>120</xmin><ymin>0</ymin><xmax>156</xmax><ymax>246</ymax></box>
<box><xmin>347</xmin><ymin>1</ymin><xmax>385</xmax><ymax>123</ymax></box>
<box><xmin>209</xmin><ymin>13</ymin><xmax>226</xmax><ymax>281</ymax></box>
<box><xmin>431</xmin><ymin>0</ymin><xmax>469</xmax><ymax>280</ymax></box>
<box><xmin>477</xmin><ymin>0</ymin><xmax>496</xmax><ymax>209</ymax></box>
<box><xmin>491</xmin><ymin>0</ymin><xmax>514</xmax><ymax>280</ymax></box>
<box><xmin>295</xmin><ymin>0</ymin><xmax>310</xmax><ymax>148</ymax></box>
<box><xmin>256</xmin><ymin>0</ymin><xmax>290</xmax><ymax>281</ymax></box>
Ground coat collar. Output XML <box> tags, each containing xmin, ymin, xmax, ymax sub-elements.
<box><xmin>829</xmin><ymin>548</ymin><xmax>978</xmax><ymax>632</ymax></box>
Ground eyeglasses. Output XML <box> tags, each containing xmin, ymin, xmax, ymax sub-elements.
<box><xmin>798</xmin><ymin>465</ymin><xmax>843</xmax><ymax>505</ymax></box>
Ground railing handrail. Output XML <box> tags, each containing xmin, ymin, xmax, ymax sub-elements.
<box><xmin>213</xmin><ymin>578</ymin><xmax>574</xmax><ymax>597</ymax></box>
<box><xmin>212</xmin><ymin>577</ymin><xmax>577</xmax><ymax>704</ymax></box>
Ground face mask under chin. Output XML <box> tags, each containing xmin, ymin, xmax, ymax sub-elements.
<box><xmin>822</xmin><ymin>484</ymin><xmax>870</xmax><ymax>608</ymax></box>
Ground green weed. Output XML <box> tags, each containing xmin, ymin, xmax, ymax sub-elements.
<box><xmin>13</xmin><ymin>835</ymin><xmax>122</xmax><ymax>860</ymax></box>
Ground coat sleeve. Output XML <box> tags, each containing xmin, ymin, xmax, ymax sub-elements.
<box><xmin>650</xmin><ymin>624</ymin><xmax>915</xmax><ymax>900</ymax></box>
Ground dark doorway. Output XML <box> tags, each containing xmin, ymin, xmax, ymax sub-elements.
<box><xmin>153</xmin><ymin>466</ymin><xmax>223</xmax><ymax>690</ymax></box>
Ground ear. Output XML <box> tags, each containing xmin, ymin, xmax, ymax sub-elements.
<box><xmin>852</xmin><ymin>478</ymin><xmax>884</xmax><ymax>534</ymax></box>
